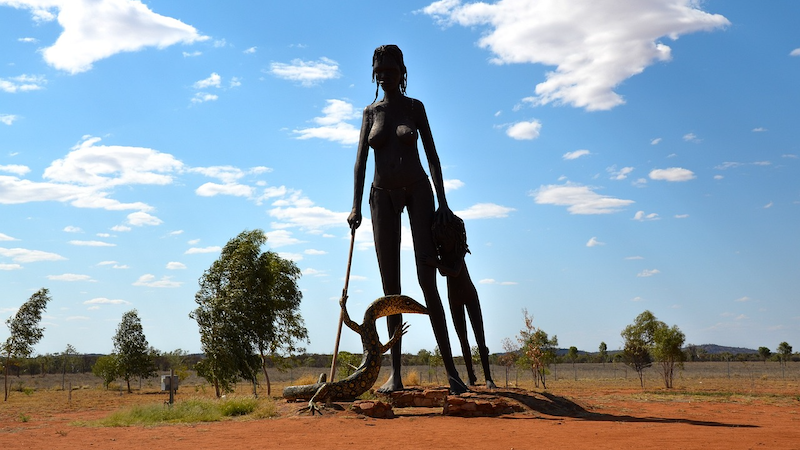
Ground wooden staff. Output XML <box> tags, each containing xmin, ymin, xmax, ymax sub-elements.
<box><xmin>329</xmin><ymin>228</ymin><xmax>356</xmax><ymax>381</ymax></box>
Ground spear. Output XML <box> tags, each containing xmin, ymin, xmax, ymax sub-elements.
<box><xmin>329</xmin><ymin>228</ymin><xmax>356</xmax><ymax>381</ymax></box>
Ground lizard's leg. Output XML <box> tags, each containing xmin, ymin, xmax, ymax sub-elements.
<box><xmin>308</xmin><ymin>384</ymin><xmax>329</xmax><ymax>415</ymax></box>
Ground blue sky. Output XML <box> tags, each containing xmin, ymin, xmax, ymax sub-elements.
<box><xmin>1</xmin><ymin>0</ymin><xmax>798</xmax><ymax>358</ymax></box>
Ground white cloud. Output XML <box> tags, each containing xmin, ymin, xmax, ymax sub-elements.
<box><xmin>229</xmin><ymin>77</ymin><xmax>241</xmax><ymax>88</ymax></box>
<box><xmin>0</xmin><ymin>247</ymin><xmax>66</xmax><ymax>263</ymax></box>
<box><xmin>18</xmin><ymin>37</ymin><xmax>37</xmax><ymax>43</ymax></box>
<box><xmin>763</xmin><ymin>201</ymin><xmax>773</xmax><ymax>209</ymax></box>
<box><xmin>633</xmin><ymin>211</ymin><xmax>659</xmax><ymax>221</ymax></box>
<box><xmin>63</xmin><ymin>225</ymin><xmax>82</xmax><ymax>233</ymax></box>
<box><xmin>532</xmin><ymin>183</ymin><xmax>634</xmax><ymax>214</ymax></box>
<box><xmin>790</xmin><ymin>48</ymin><xmax>800</xmax><ymax>57</ymax></box>
<box><xmin>650</xmin><ymin>138</ymin><xmax>662</xmax><ymax>145</ymax></box>
<box><xmin>127</xmin><ymin>211</ymin><xmax>163</xmax><ymax>226</ymax></box>
<box><xmin>69</xmin><ymin>240</ymin><xmax>115</xmax><ymax>247</ymax></box>
<box><xmin>244</xmin><ymin>47</ymin><xmax>257</xmax><ymax>54</ymax></box>
<box><xmin>193</xmin><ymin>73</ymin><xmax>221</xmax><ymax>89</ymax></box>
<box><xmin>268</xmin><ymin>193</ymin><xmax>348</xmax><ymax>231</ymax></box>
<box><xmin>191</xmin><ymin>92</ymin><xmax>218</xmax><ymax>103</ymax></box>
<box><xmin>478</xmin><ymin>279</ymin><xmax>518</xmax><ymax>285</ymax></box>
<box><xmin>649</xmin><ymin>167</ymin><xmax>695</xmax><ymax>182</ymax></box>
<box><xmin>625</xmin><ymin>256</ymin><xmax>644</xmax><ymax>260</ymax></box>
<box><xmin>269</xmin><ymin>57</ymin><xmax>341</xmax><ymax>86</ymax></box>
<box><xmin>265</xmin><ymin>230</ymin><xmax>305</xmax><ymax>248</ymax></box>
<box><xmin>0</xmin><ymin>263</ymin><xmax>23</xmax><ymax>270</ymax></box>
<box><xmin>195</xmin><ymin>182</ymin><xmax>254</xmax><ymax>198</ymax></box>
<box><xmin>735</xmin><ymin>296</ymin><xmax>751</xmax><ymax>303</ymax></box>
<box><xmin>303</xmin><ymin>268</ymin><xmax>327</xmax><ymax>277</ymax></box>
<box><xmin>506</xmin><ymin>120</ymin><xmax>541</xmax><ymax>140</ymax></box>
<box><xmin>586</xmin><ymin>237</ymin><xmax>604</xmax><ymax>247</ymax></box>
<box><xmin>187</xmin><ymin>239</ymin><xmax>200</xmax><ymax>245</ymax></box>
<box><xmin>166</xmin><ymin>262</ymin><xmax>186</xmax><ymax>270</ymax></box>
<box><xmin>47</xmin><ymin>273</ymin><xmax>94</xmax><ymax>282</ymax></box>
<box><xmin>0</xmin><ymin>232</ymin><xmax>18</xmax><ymax>241</ymax></box>
<box><xmin>443</xmin><ymin>179</ymin><xmax>465</xmax><ymax>192</ymax></box>
<box><xmin>66</xmin><ymin>316</ymin><xmax>90</xmax><ymax>321</ymax></box>
<box><xmin>293</xmin><ymin>99</ymin><xmax>360</xmax><ymax>145</ymax></box>
<box><xmin>278</xmin><ymin>252</ymin><xmax>303</xmax><ymax>262</ymax></box>
<box><xmin>168</xmin><ymin>230</ymin><xmax>183</xmax><ymax>236</ymax></box>
<box><xmin>0</xmin><ymin>164</ymin><xmax>30</xmax><ymax>176</ymax></box>
<box><xmin>455</xmin><ymin>203</ymin><xmax>515</xmax><ymax>220</ymax></box>
<box><xmin>0</xmin><ymin>74</ymin><xmax>46</xmax><ymax>93</ymax></box>
<box><xmin>304</xmin><ymin>249</ymin><xmax>327</xmax><ymax>255</ymax></box>
<box><xmin>608</xmin><ymin>166</ymin><xmax>634</xmax><ymax>180</ymax></box>
<box><xmin>4</xmin><ymin>0</ymin><xmax>208</xmax><ymax>74</ymax></box>
<box><xmin>421</xmin><ymin>0</ymin><xmax>728</xmax><ymax>111</ymax></box>
<box><xmin>683</xmin><ymin>132</ymin><xmax>700</xmax><ymax>142</ymax></box>
<box><xmin>1</xmin><ymin>114</ymin><xmax>19</xmax><ymax>125</ymax></box>
<box><xmin>563</xmin><ymin>149</ymin><xmax>590</xmax><ymax>160</ymax></box>
<box><xmin>182</xmin><ymin>51</ymin><xmax>202</xmax><ymax>58</ymax></box>
<box><xmin>133</xmin><ymin>274</ymin><xmax>182</xmax><ymax>288</ymax></box>
<box><xmin>752</xmin><ymin>127</ymin><xmax>767</xmax><ymax>132</ymax></box>
<box><xmin>637</xmin><ymin>269</ymin><xmax>660</xmax><ymax>277</ymax></box>
<box><xmin>111</xmin><ymin>225</ymin><xmax>132</xmax><ymax>232</ymax></box>
<box><xmin>185</xmin><ymin>246</ymin><xmax>221</xmax><ymax>254</ymax></box>
<box><xmin>674</xmin><ymin>214</ymin><xmax>689</xmax><ymax>219</ymax></box>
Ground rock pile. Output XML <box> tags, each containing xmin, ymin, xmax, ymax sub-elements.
<box><xmin>351</xmin><ymin>400</ymin><xmax>395</xmax><ymax>419</ymax></box>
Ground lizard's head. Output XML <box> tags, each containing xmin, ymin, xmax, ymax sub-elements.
<box><xmin>369</xmin><ymin>295</ymin><xmax>428</xmax><ymax>319</ymax></box>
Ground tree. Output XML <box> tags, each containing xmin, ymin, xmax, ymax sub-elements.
<box><xmin>758</xmin><ymin>346</ymin><xmax>771</xmax><ymax>364</ymax></box>
<box><xmin>517</xmin><ymin>309</ymin><xmax>557</xmax><ymax>389</ymax></box>
<box><xmin>598</xmin><ymin>341</ymin><xmax>608</xmax><ymax>367</ymax></box>
<box><xmin>92</xmin><ymin>355</ymin><xmax>120</xmax><ymax>389</ymax></box>
<box><xmin>498</xmin><ymin>338</ymin><xmax>519</xmax><ymax>388</ymax></box>
<box><xmin>777</xmin><ymin>342</ymin><xmax>792</xmax><ymax>378</ymax></box>
<box><xmin>3</xmin><ymin>288</ymin><xmax>51</xmax><ymax>401</ymax></box>
<box><xmin>190</xmin><ymin>229</ymin><xmax>308</xmax><ymax>397</ymax></box>
<box><xmin>651</xmin><ymin>324</ymin><xmax>685</xmax><ymax>388</ymax></box>
<box><xmin>567</xmin><ymin>346</ymin><xmax>579</xmax><ymax>381</ymax></box>
<box><xmin>61</xmin><ymin>344</ymin><xmax>77</xmax><ymax>390</ymax></box>
<box><xmin>113</xmin><ymin>309</ymin><xmax>156</xmax><ymax>393</ymax></box>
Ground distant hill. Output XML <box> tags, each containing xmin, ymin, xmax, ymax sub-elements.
<box><xmin>691</xmin><ymin>344</ymin><xmax>757</xmax><ymax>355</ymax></box>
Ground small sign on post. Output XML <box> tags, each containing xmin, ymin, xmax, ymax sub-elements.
<box><xmin>161</xmin><ymin>371</ymin><xmax>178</xmax><ymax>405</ymax></box>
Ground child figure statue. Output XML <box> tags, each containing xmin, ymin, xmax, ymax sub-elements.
<box><xmin>424</xmin><ymin>216</ymin><xmax>496</xmax><ymax>388</ymax></box>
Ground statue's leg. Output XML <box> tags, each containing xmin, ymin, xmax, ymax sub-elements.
<box><xmin>407</xmin><ymin>183</ymin><xmax>467</xmax><ymax>394</ymax></box>
<box><xmin>370</xmin><ymin>186</ymin><xmax>404</xmax><ymax>393</ymax></box>
<box><xmin>465</xmin><ymin>292</ymin><xmax>496</xmax><ymax>388</ymax></box>
<box><xmin>448</xmin><ymin>290</ymin><xmax>476</xmax><ymax>385</ymax></box>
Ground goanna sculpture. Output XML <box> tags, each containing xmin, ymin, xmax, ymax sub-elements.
<box><xmin>282</xmin><ymin>295</ymin><xmax>428</xmax><ymax>414</ymax></box>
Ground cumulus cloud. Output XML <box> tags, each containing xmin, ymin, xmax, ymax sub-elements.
<box><xmin>683</xmin><ymin>132</ymin><xmax>700</xmax><ymax>142</ymax></box>
<box><xmin>649</xmin><ymin>167</ymin><xmax>695</xmax><ymax>182</ymax></box>
<box><xmin>191</xmin><ymin>92</ymin><xmax>218</xmax><ymax>103</ymax></box>
<box><xmin>47</xmin><ymin>273</ymin><xmax>94</xmax><ymax>282</ymax></box>
<box><xmin>532</xmin><ymin>183</ymin><xmax>634</xmax><ymax>214</ymax></box>
<box><xmin>1</xmin><ymin>114</ymin><xmax>19</xmax><ymax>125</ymax></box>
<box><xmin>0</xmin><ymin>74</ymin><xmax>46</xmax><ymax>93</ymax></box>
<box><xmin>455</xmin><ymin>203</ymin><xmax>515</xmax><ymax>219</ymax></box>
<box><xmin>790</xmin><ymin>48</ymin><xmax>800</xmax><ymax>57</ymax></box>
<box><xmin>421</xmin><ymin>0</ymin><xmax>728</xmax><ymax>110</ymax></box>
<box><xmin>0</xmin><ymin>164</ymin><xmax>30</xmax><ymax>176</ymax></box>
<box><xmin>84</xmin><ymin>297</ymin><xmax>129</xmax><ymax>305</ymax></box>
<box><xmin>0</xmin><ymin>233</ymin><xmax>18</xmax><ymax>241</ymax></box>
<box><xmin>69</xmin><ymin>240</ymin><xmax>115</xmax><ymax>247</ymax></box>
<box><xmin>263</xmin><ymin>230</ymin><xmax>304</xmax><ymax>248</ymax></box>
<box><xmin>133</xmin><ymin>274</ymin><xmax>182</xmax><ymax>288</ymax></box>
<box><xmin>650</xmin><ymin>138</ymin><xmax>662</xmax><ymax>145</ymax></box>
<box><xmin>0</xmin><ymin>247</ymin><xmax>66</xmax><ymax>263</ymax></box>
<box><xmin>2</xmin><ymin>0</ymin><xmax>208</xmax><ymax>74</ymax></box>
<box><xmin>293</xmin><ymin>99</ymin><xmax>360</xmax><ymax>145</ymax></box>
<box><xmin>195</xmin><ymin>182</ymin><xmax>254</xmax><ymax>198</ymax></box>
<box><xmin>304</xmin><ymin>249</ymin><xmax>327</xmax><ymax>255</ymax></box>
<box><xmin>63</xmin><ymin>226</ymin><xmax>82</xmax><ymax>233</ymax></box>
<box><xmin>563</xmin><ymin>149</ymin><xmax>590</xmax><ymax>160</ymax></box>
<box><xmin>586</xmin><ymin>237</ymin><xmax>604</xmax><ymax>247</ymax></box>
<box><xmin>193</xmin><ymin>73</ymin><xmax>221</xmax><ymax>89</ymax></box>
<box><xmin>637</xmin><ymin>269</ymin><xmax>660</xmax><ymax>277</ymax></box>
<box><xmin>608</xmin><ymin>166</ymin><xmax>634</xmax><ymax>180</ymax></box>
<box><xmin>166</xmin><ymin>261</ymin><xmax>186</xmax><ymax>270</ymax></box>
<box><xmin>127</xmin><ymin>211</ymin><xmax>162</xmax><ymax>226</ymax></box>
<box><xmin>506</xmin><ymin>120</ymin><xmax>541</xmax><ymax>140</ymax></box>
<box><xmin>269</xmin><ymin>57</ymin><xmax>341</xmax><ymax>86</ymax></box>
<box><xmin>633</xmin><ymin>211</ymin><xmax>660</xmax><ymax>221</ymax></box>
<box><xmin>185</xmin><ymin>246</ymin><xmax>221</xmax><ymax>254</ymax></box>
<box><xmin>443</xmin><ymin>179</ymin><xmax>465</xmax><ymax>192</ymax></box>
<box><xmin>268</xmin><ymin>192</ymin><xmax>348</xmax><ymax>231</ymax></box>
<box><xmin>0</xmin><ymin>263</ymin><xmax>23</xmax><ymax>270</ymax></box>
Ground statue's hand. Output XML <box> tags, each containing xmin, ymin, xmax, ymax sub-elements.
<box><xmin>339</xmin><ymin>294</ymin><xmax>348</xmax><ymax>309</ymax></box>
<box><xmin>347</xmin><ymin>210</ymin><xmax>362</xmax><ymax>231</ymax></box>
<box><xmin>420</xmin><ymin>253</ymin><xmax>438</xmax><ymax>268</ymax></box>
<box><xmin>435</xmin><ymin>206</ymin><xmax>454</xmax><ymax>225</ymax></box>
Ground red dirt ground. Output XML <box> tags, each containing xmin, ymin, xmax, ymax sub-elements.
<box><xmin>2</xmin><ymin>385</ymin><xmax>798</xmax><ymax>449</ymax></box>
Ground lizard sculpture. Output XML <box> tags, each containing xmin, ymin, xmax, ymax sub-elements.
<box><xmin>282</xmin><ymin>294</ymin><xmax>428</xmax><ymax>414</ymax></box>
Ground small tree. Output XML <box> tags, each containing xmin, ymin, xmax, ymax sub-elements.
<box><xmin>517</xmin><ymin>309</ymin><xmax>557</xmax><ymax>389</ymax></box>
<box><xmin>598</xmin><ymin>341</ymin><xmax>608</xmax><ymax>367</ymax></box>
<box><xmin>498</xmin><ymin>337</ymin><xmax>519</xmax><ymax>387</ymax></box>
<box><xmin>652</xmin><ymin>325</ymin><xmax>685</xmax><ymax>388</ymax></box>
<box><xmin>92</xmin><ymin>355</ymin><xmax>120</xmax><ymax>389</ymax></box>
<box><xmin>758</xmin><ymin>346</ymin><xmax>771</xmax><ymax>364</ymax></box>
<box><xmin>3</xmin><ymin>288</ymin><xmax>51</xmax><ymax>401</ymax></box>
<box><xmin>621</xmin><ymin>311</ymin><xmax>658</xmax><ymax>388</ymax></box>
<box><xmin>567</xmin><ymin>346</ymin><xmax>579</xmax><ymax>381</ymax></box>
<box><xmin>61</xmin><ymin>344</ymin><xmax>77</xmax><ymax>390</ymax></box>
<box><xmin>777</xmin><ymin>342</ymin><xmax>792</xmax><ymax>378</ymax></box>
<box><xmin>113</xmin><ymin>310</ymin><xmax>156</xmax><ymax>393</ymax></box>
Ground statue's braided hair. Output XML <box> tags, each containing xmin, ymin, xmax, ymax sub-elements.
<box><xmin>372</xmin><ymin>45</ymin><xmax>407</xmax><ymax>102</ymax></box>
<box><xmin>432</xmin><ymin>215</ymin><xmax>470</xmax><ymax>258</ymax></box>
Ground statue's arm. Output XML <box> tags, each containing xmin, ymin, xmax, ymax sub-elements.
<box><xmin>381</xmin><ymin>322</ymin><xmax>409</xmax><ymax>353</ymax></box>
<box><xmin>421</xmin><ymin>253</ymin><xmax>463</xmax><ymax>278</ymax></box>
<box><xmin>416</xmin><ymin>100</ymin><xmax>453</xmax><ymax>222</ymax></box>
<box><xmin>347</xmin><ymin>107</ymin><xmax>372</xmax><ymax>231</ymax></box>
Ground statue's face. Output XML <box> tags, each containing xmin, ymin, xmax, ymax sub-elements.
<box><xmin>373</xmin><ymin>56</ymin><xmax>402</xmax><ymax>91</ymax></box>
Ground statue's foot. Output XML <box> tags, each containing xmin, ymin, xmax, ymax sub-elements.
<box><xmin>468</xmin><ymin>374</ymin><xmax>478</xmax><ymax>386</ymax></box>
<box><xmin>448</xmin><ymin>375</ymin><xmax>469</xmax><ymax>395</ymax></box>
<box><xmin>376</xmin><ymin>375</ymin><xmax>404</xmax><ymax>393</ymax></box>
<box><xmin>485</xmin><ymin>379</ymin><xmax>497</xmax><ymax>389</ymax></box>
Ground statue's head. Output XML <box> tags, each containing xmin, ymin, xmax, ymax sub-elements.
<box><xmin>372</xmin><ymin>45</ymin><xmax>407</xmax><ymax>95</ymax></box>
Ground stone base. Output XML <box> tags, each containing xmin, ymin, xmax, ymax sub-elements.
<box><xmin>351</xmin><ymin>400</ymin><xmax>395</xmax><ymax>419</ymax></box>
<box><xmin>378</xmin><ymin>386</ymin><xmax>525</xmax><ymax>418</ymax></box>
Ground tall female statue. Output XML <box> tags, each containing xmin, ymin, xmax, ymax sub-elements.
<box><xmin>348</xmin><ymin>45</ymin><xmax>468</xmax><ymax>394</ymax></box>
